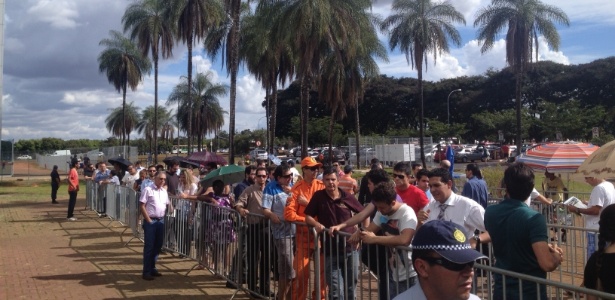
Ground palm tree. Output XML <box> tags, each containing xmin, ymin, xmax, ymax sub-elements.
<box><xmin>319</xmin><ymin>13</ymin><xmax>388</xmax><ymax>165</ymax></box>
<box><xmin>474</xmin><ymin>0</ymin><xmax>569</xmax><ymax>153</ymax></box>
<box><xmin>275</xmin><ymin>0</ymin><xmax>372</xmax><ymax>158</ymax></box>
<box><xmin>204</xmin><ymin>2</ymin><xmax>253</xmax><ymax>163</ymax></box>
<box><xmin>98</xmin><ymin>30</ymin><xmax>152</xmax><ymax>146</ymax></box>
<box><xmin>167</xmin><ymin>71</ymin><xmax>228</xmax><ymax>151</ymax></box>
<box><xmin>168</xmin><ymin>0</ymin><xmax>224</xmax><ymax>154</ymax></box>
<box><xmin>123</xmin><ymin>0</ymin><xmax>175</xmax><ymax>163</ymax></box>
<box><xmin>105</xmin><ymin>102</ymin><xmax>141</xmax><ymax>145</ymax></box>
<box><xmin>381</xmin><ymin>0</ymin><xmax>465</xmax><ymax>167</ymax></box>
<box><xmin>241</xmin><ymin>3</ymin><xmax>295</xmax><ymax>156</ymax></box>
<box><xmin>136</xmin><ymin>105</ymin><xmax>173</xmax><ymax>155</ymax></box>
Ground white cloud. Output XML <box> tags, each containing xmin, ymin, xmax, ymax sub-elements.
<box><xmin>27</xmin><ymin>0</ymin><xmax>80</xmax><ymax>29</ymax></box>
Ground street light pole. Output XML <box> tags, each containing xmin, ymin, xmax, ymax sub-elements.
<box><xmin>447</xmin><ymin>89</ymin><xmax>462</xmax><ymax>126</ymax></box>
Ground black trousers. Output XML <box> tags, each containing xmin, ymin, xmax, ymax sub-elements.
<box><xmin>51</xmin><ymin>184</ymin><xmax>59</xmax><ymax>201</ymax></box>
<box><xmin>67</xmin><ymin>191</ymin><xmax>77</xmax><ymax>218</ymax></box>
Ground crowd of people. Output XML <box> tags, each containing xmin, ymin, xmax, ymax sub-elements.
<box><xmin>62</xmin><ymin>153</ymin><xmax>615</xmax><ymax>300</ymax></box>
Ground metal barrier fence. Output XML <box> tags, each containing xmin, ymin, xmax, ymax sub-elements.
<box><xmin>83</xmin><ymin>183</ymin><xmax>613</xmax><ymax>300</ymax></box>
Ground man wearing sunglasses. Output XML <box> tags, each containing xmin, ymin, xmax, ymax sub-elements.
<box><xmin>235</xmin><ymin>167</ymin><xmax>273</xmax><ymax>298</ymax></box>
<box><xmin>393</xmin><ymin>220</ymin><xmax>486</xmax><ymax>300</ymax></box>
<box><xmin>392</xmin><ymin>162</ymin><xmax>429</xmax><ymax>214</ymax></box>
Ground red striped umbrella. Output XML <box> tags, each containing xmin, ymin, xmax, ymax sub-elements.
<box><xmin>516</xmin><ymin>142</ymin><xmax>600</xmax><ymax>173</ymax></box>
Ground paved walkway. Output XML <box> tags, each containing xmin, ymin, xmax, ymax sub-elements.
<box><xmin>0</xmin><ymin>192</ymin><xmax>249</xmax><ymax>300</ymax></box>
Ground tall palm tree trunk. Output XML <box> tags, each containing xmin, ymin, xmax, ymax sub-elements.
<box><xmin>418</xmin><ymin>64</ymin><xmax>426</xmax><ymax>168</ymax></box>
<box><xmin>328</xmin><ymin>112</ymin><xmax>335</xmax><ymax>164</ymax></box>
<box><xmin>187</xmin><ymin>34</ymin><xmax>193</xmax><ymax>155</ymax></box>
<box><xmin>228</xmin><ymin>0</ymin><xmax>240</xmax><ymax>164</ymax></box>
<box><xmin>269</xmin><ymin>78</ymin><xmax>279</xmax><ymax>157</ymax></box>
<box><xmin>515</xmin><ymin>70</ymin><xmax>523</xmax><ymax>155</ymax></box>
<box><xmin>300</xmin><ymin>74</ymin><xmax>311</xmax><ymax>159</ymax></box>
<box><xmin>354</xmin><ymin>95</ymin><xmax>361</xmax><ymax>168</ymax></box>
<box><xmin>153</xmin><ymin>55</ymin><xmax>159</xmax><ymax>163</ymax></box>
<box><xmin>122</xmin><ymin>80</ymin><xmax>127</xmax><ymax>147</ymax></box>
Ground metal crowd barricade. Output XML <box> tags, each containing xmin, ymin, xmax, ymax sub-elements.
<box><xmin>96</xmin><ymin>182</ymin><xmax>107</xmax><ymax>216</ymax></box>
<box><xmin>124</xmin><ymin>191</ymin><xmax>143</xmax><ymax>246</ymax></box>
<box><xmin>105</xmin><ymin>184</ymin><xmax>119</xmax><ymax>222</ymax></box>
<box><xmin>84</xmin><ymin>180</ymin><xmax>96</xmax><ymax>210</ymax></box>
<box><xmin>174</xmin><ymin>200</ymin><xmax>243</xmax><ymax>288</ymax></box>
<box><xmin>473</xmin><ymin>263</ymin><xmax>615</xmax><ymax>300</ymax></box>
<box><xmin>118</xmin><ymin>186</ymin><xmax>136</xmax><ymax>225</ymax></box>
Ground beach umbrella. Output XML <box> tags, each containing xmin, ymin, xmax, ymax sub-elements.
<box><xmin>574</xmin><ymin>140</ymin><xmax>615</xmax><ymax>180</ymax></box>
<box><xmin>516</xmin><ymin>142</ymin><xmax>599</xmax><ymax>173</ymax></box>
<box><xmin>200</xmin><ymin>164</ymin><xmax>245</xmax><ymax>189</ymax></box>
<box><xmin>186</xmin><ymin>150</ymin><xmax>227</xmax><ymax>166</ymax></box>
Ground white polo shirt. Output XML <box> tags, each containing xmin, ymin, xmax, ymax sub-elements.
<box><xmin>585</xmin><ymin>181</ymin><xmax>615</xmax><ymax>230</ymax></box>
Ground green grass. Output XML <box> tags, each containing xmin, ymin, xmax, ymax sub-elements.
<box><xmin>0</xmin><ymin>180</ymin><xmax>83</xmax><ymax>202</ymax></box>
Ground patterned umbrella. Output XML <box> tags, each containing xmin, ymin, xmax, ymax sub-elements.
<box><xmin>516</xmin><ymin>142</ymin><xmax>600</xmax><ymax>173</ymax></box>
<box><xmin>186</xmin><ymin>150</ymin><xmax>227</xmax><ymax>166</ymax></box>
<box><xmin>574</xmin><ymin>139</ymin><xmax>615</xmax><ymax>180</ymax></box>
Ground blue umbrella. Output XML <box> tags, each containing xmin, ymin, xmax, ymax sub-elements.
<box><xmin>446</xmin><ymin>145</ymin><xmax>455</xmax><ymax>177</ymax></box>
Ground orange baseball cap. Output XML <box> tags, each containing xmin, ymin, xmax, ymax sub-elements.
<box><xmin>300</xmin><ymin>157</ymin><xmax>322</xmax><ymax>168</ymax></box>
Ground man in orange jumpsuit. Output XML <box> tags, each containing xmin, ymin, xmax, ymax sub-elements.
<box><xmin>284</xmin><ymin>157</ymin><xmax>326</xmax><ymax>300</ymax></box>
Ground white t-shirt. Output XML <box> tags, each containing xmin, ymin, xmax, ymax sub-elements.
<box><xmin>585</xmin><ymin>181</ymin><xmax>615</xmax><ymax>230</ymax></box>
<box><xmin>524</xmin><ymin>188</ymin><xmax>540</xmax><ymax>206</ymax></box>
<box><xmin>373</xmin><ymin>203</ymin><xmax>418</xmax><ymax>281</ymax></box>
<box><xmin>423</xmin><ymin>193</ymin><xmax>486</xmax><ymax>239</ymax></box>
<box><xmin>122</xmin><ymin>172</ymin><xmax>139</xmax><ymax>188</ymax></box>
<box><xmin>393</xmin><ymin>281</ymin><xmax>481</xmax><ymax>300</ymax></box>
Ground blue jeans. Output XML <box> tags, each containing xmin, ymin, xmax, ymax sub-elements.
<box><xmin>143</xmin><ymin>219</ymin><xmax>165</xmax><ymax>275</ymax></box>
<box><xmin>325</xmin><ymin>250</ymin><xmax>359</xmax><ymax>300</ymax></box>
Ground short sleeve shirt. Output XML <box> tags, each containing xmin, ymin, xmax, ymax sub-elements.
<box><xmin>485</xmin><ymin>198</ymin><xmax>548</xmax><ymax>299</ymax></box>
<box><xmin>585</xmin><ymin>181</ymin><xmax>615</xmax><ymax>229</ymax></box>
<box><xmin>262</xmin><ymin>181</ymin><xmax>295</xmax><ymax>239</ymax></box>
<box><xmin>396</xmin><ymin>184</ymin><xmax>429</xmax><ymax>214</ymax></box>
<box><xmin>140</xmin><ymin>185</ymin><xmax>170</xmax><ymax>219</ymax></box>
<box><xmin>68</xmin><ymin>168</ymin><xmax>79</xmax><ymax>192</ymax></box>
<box><xmin>373</xmin><ymin>203</ymin><xmax>418</xmax><ymax>281</ymax></box>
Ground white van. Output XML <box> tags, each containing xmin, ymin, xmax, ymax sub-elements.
<box><xmin>52</xmin><ymin>150</ymin><xmax>72</xmax><ymax>156</ymax></box>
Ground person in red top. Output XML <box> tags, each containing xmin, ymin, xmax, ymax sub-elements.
<box><xmin>284</xmin><ymin>157</ymin><xmax>326</xmax><ymax>300</ymax></box>
<box><xmin>392</xmin><ymin>162</ymin><xmax>429</xmax><ymax>214</ymax></box>
<box><xmin>67</xmin><ymin>160</ymin><xmax>80</xmax><ymax>221</ymax></box>
<box><xmin>338</xmin><ymin>165</ymin><xmax>358</xmax><ymax>195</ymax></box>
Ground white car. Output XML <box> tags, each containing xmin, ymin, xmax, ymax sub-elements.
<box><xmin>17</xmin><ymin>155</ymin><xmax>33</xmax><ymax>160</ymax></box>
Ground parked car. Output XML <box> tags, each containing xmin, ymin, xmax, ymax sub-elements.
<box><xmin>249</xmin><ymin>148</ymin><xmax>268</xmax><ymax>161</ymax></box>
<box><xmin>17</xmin><ymin>154</ymin><xmax>33</xmax><ymax>160</ymax></box>
<box><xmin>454</xmin><ymin>148</ymin><xmax>490</xmax><ymax>163</ymax></box>
<box><xmin>321</xmin><ymin>148</ymin><xmax>346</xmax><ymax>164</ymax></box>
<box><xmin>98</xmin><ymin>151</ymin><xmax>105</xmax><ymax>157</ymax></box>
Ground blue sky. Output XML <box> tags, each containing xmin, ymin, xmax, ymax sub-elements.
<box><xmin>2</xmin><ymin>0</ymin><xmax>614</xmax><ymax>141</ymax></box>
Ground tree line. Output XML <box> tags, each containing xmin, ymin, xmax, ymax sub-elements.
<box><xmin>269</xmin><ymin>57</ymin><xmax>615</xmax><ymax>147</ymax></box>
<box><xmin>93</xmin><ymin>0</ymin><xmax>576</xmax><ymax>167</ymax></box>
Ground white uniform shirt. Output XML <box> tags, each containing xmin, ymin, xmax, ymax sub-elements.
<box><xmin>524</xmin><ymin>188</ymin><xmax>541</xmax><ymax>206</ymax></box>
<box><xmin>585</xmin><ymin>181</ymin><xmax>615</xmax><ymax>230</ymax></box>
<box><xmin>424</xmin><ymin>193</ymin><xmax>486</xmax><ymax>239</ymax></box>
<box><xmin>393</xmin><ymin>281</ymin><xmax>481</xmax><ymax>300</ymax></box>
